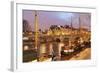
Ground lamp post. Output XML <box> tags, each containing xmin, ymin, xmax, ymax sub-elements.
<box><xmin>34</xmin><ymin>11</ymin><xmax>39</xmax><ymax>61</ymax></box>
<box><xmin>79</xmin><ymin>14</ymin><xmax>81</xmax><ymax>37</ymax></box>
<box><xmin>34</xmin><ymin>11</ymin><xmax>38</xmax><ymax>50</ymax></box>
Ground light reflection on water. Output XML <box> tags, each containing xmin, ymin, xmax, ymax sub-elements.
<box><xmin>39</xmin><ymin>42</ymin><xmax>64</xmax><ymax>56</ymax></box>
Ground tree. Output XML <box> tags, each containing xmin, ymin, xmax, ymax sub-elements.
<box><xmin>23</xmin><ymin>20</ymin><xmax>32</xmax><ymax>32</ymax></box>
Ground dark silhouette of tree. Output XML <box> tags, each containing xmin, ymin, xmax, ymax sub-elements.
<box><xmin>23</xmin><ymin>20</ymin><xmax>32</xmax><ymax>32</ymax></box>
<box><xmin>50</xmin><ymin>25</ymin><xmax>57</xmax><ymax>30</ymax></box>
<box><xmin>64</xmin><ymin>25</ymin><xmax>70</xmax><ymax>29</ymax></box>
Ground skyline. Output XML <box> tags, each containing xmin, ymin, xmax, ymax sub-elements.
<box><xmin>23</xmin><ymin>10</ymin><xmax>91</xmax><ymax>31</ymax></box>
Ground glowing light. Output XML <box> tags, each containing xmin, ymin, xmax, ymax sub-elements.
<box><xmin>24</xmin><ymin>45</ymin><xmax>29</xmax><ymax>50</ymax></box>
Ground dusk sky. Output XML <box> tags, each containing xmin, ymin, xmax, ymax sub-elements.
<box><xmin>23</xmin><ymin>10</ymin><xmax>91</xmax><ymax>31</ymax></box>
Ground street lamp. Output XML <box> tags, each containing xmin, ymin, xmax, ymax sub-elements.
<box><xmin>34</xmin><ymin>11</ymin><xmax>39</xmax><ymax>61</ymax></box>
<box><xmin>34</xmin><ymin>11</ymin><xmax>38</xmax><ymax>50</ymax></box>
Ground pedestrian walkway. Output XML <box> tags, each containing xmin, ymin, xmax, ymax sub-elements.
<box><xmin>70</xmin><ymin>48</ymin><xmax>91</xmax><ymax>60</ymax></box>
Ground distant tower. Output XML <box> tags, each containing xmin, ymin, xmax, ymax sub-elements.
<box><xmin>70</xmin><ymin>15</ymin><xmax>73</xmax><ymax>47</ymax></box>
